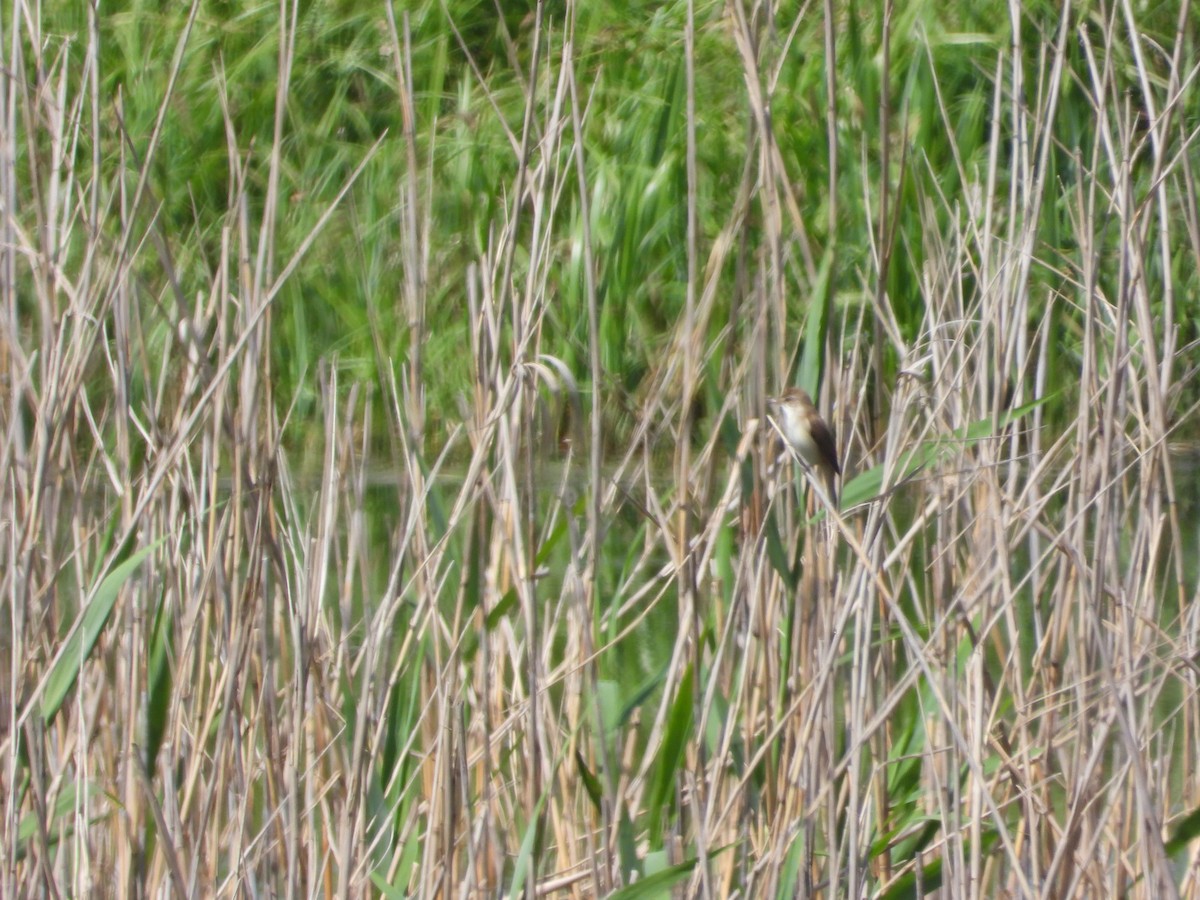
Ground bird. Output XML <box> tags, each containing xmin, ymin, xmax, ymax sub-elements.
<box><xmin>767</xmin><ymin>387</ymin><xmax>841</xmax><ymax>506</ymax></box>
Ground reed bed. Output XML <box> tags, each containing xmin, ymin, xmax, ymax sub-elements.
<box><xmin>2</xmin><ymin>0</ymin><xmax>1198</xmax><ymax>896</ymax></box>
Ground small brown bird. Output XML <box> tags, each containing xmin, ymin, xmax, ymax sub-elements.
<box><xmin>768</xmin><ymin>387</ymin><xmax>841</xmax><ymax>504</ymax></box>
